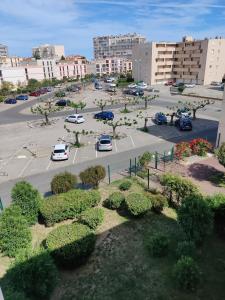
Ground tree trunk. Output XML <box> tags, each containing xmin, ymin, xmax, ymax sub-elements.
<box><xmin>75</xmin><ymin>108</ymin><xmax>78</xmax><ymax>114</ymax></box>
<box><xmin>124</xmin><ymin>103</ymin><xmax>127</xmax><ymax>111</ymax></box>
<box><xmin>75</xmin><ymin>132</ymin><xmax>80</xmax><ymax>147</ymax></box>
<box><xmin>193</xmin><ymin>109</ymin><xmax>196</xmax><ymax>120</ymax></box>
<box><xmin>144</xmin><ymin>118</ymin><xmax>148</xmax><ymax>131</ymax></box>
<box><xmin>113</xmin><ymin>126</ymin><xmax>116</xmax><ymax>139</ymax></box>
<box><xmin>170</xmin><ymin>115</ymin><xmax>174</xmax><ymax>125</ymax></box>
<box><xmin>145</xmin><ymin>99</ymin><xmax>147</xmax><ymax>110</ymax></box>
<box><xmin>44</xmin><ymin>112</ymin><xmax>49</xmax><ymax>125</ymax></box>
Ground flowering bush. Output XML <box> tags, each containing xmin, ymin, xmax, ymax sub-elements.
<box><xmin>175</xmin><ymin>142</ymin><xmax>192</xmax><ymax>160</ymax></box>
<box><xmin>190</xmin><ymin>138</ymin><xmax>212</xmax><ymax>156</ymax></box>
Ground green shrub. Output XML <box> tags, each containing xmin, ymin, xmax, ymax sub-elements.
<box><xmin>104</xmin><ymin>192</ymin><xmax>125</xmax><ymax>209</ymax></box>
<box><xmin>119</xmin><ymin>180</ymin><xmax>132</xmax><ymax>191</ymax></box>
<box><xmin>79</xmin><ymin>208</ymin><xmax>104</xmax><ymax>229</ymax></box>
<box><xmin>125</xmin><ymin>193</ymin><xmax>151</xmax><ymax>216</ymax></box>
<box><xmin>137</xmin><ymin>169</ymin><xmax>148</xmax><ymax>179</ymax></box>
<box><xmin>178</xmin><ymin>194</ymin><xmax>213</xmax><ymax>245</ymax></box>
<box><xmin>2</xmin><ymin>249</ymin><xmax>58</xmax><ymax>300</ymax></box>
<box><xmin>148</xmin><ymin>193</ymin><xmax>168</xmax><ymax>213</ymax></box>
<box><xmin>176</xmin><ymin>240</ymin><xmax>196</xmax><ymax>259</ymax></box>
<box><xmin>11</xmin><ymin>181</ymin><xmax>41</xmax><ymax>225</ymax></box>
<box><xmin>145</xmin><ymin>233</ymin><xmax>169</xmax><ymax>257</ymax></box>
<box><xmin>51</xmin><ymin>171</ymin><xmax>77</xmax><ymax>194</ymax></box>
<box><xmin>173</xmin><ymin>256</ymin><xmax>201</xmax><ymax>291</ymax></box>
<box><xmin>46</xmin><ymin>223</ymin><xmax>96</xmax><ymax>268</ymax></box>
<box><xmin>80</xmin><ymin>165</ymin><xmax>106</xmax><ymax>187</ymax></box>
<box><xmin>0</xmin><ymin>205</ymin><xmax>31</xmax><ymax>257</ymax></box>
<box><xmin>216</xmin><ymin>142</ymin><xmax>225</xmax><ymax>168</ymax></box>
<box><xmin>40</xmin><ymin>189</ymin><xmax>101</xmax><ymax>226</ymax></box>
<box><xmin>138</xmin><ymin>151</ymin><xmax>152</xmax><ymax>169</ymax></box>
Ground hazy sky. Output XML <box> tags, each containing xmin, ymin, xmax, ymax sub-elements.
<box><xmin>0</xmin><ymin>0</ymin><xmax>225</xmax><ymax>59</ymax></box>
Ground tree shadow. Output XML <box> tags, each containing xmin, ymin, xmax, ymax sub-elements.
<box><xmin>188</xmin><ymin>163</ymin><xmax>224</xmax><ymax>184</ymax></box>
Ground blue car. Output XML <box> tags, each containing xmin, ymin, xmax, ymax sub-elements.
<box><xmin>94</xmin><ymin>111</ymin><xmax>114</xmax><ymax>120</ymax></box>
<box><xmin>175</xmin><ymin>117</ymin><xmax>192</xmax><ymax>131</ymax></box>
<box><xmin>155</xmin><ymin>112</ymin><xmax>167</xmax><ymax>125</ymax></box>
<box><xmin>16</xmin><ymin>94</ymin><xmax>28</xmax><ymax>101</ymax></box>
<box><xmin>4</xmin><ymin>98</ymin><xmax>17</xmax><ymax>104</ymax></box>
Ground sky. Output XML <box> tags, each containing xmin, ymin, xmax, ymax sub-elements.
<box><xmin>0</xmin><ymin>0</ymin><xmax>225</xmax><ymax>59</ymax></box>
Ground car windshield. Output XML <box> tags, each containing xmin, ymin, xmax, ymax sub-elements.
<box><xmin>78</xmin><ymin>116</ymin><xmax>83</xmax><ymax>118</ymax></box>
<box><xmin>54</xmin><ymin>149</ymin><xmax>65</xmax><ymax>153</ymax></box>
<box><xmin>100</xmin><ymin>140</ymin><xmax>111</xmax><ymax>144</ymax></box>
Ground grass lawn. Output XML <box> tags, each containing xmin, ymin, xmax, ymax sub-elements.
<box><xmin>209</xmin><ymin>173</ymin><xmax>225</xmax><ymax>188</ymax></box>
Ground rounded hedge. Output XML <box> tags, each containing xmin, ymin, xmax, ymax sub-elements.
<box><xmin>46</xmin><ymin>223</ymin><xmax>96</xmax><ymax>268</ymax></box>
<box><xmin>11</xmin><ymin>181</ymin><xmax>41</xmax><ymax>225</ymax></box>
<box><xmin>51</xmin><ymin>171</ymin><xmax>77</xmax><ymax>194</ymax></box>
<box><xmin>148</xmin><ymin>193</ymin><xmax>168</xmax><ymax>213</ymax></box>
<box><xmin>173</xmin><ymin>256</ymin><xmax>201</xmax><ymax>291</ymax></box>
<box><xmin>104</xmin><ymin>192</ymin><xmax>125</xmax><ymax>209</ymax></box>
<box><xmin>176</xmin><ymin>240</ymin><xmax>196</xmax><ymax>259</ymax></box>
<box><xmin>119</xmin><ymin>180</ymin><xmax>132</xmax><ymax>191</ymax></box>
<box><xmin>0</xmin><ymin>205</ymin><xmax>31</xmax><ymax>257</ymax></box>
<box><xmin>125</xmin><ymin>193</ymin><xmax>151</xmax><ymax>216</ymax></box>
<box><xmin>145</xmin><ymin>233</ymin><xmax>169</xmax><ymax>257</ymax></box>
<box><xmin>79</xmin><ymin>165</ymin><xmax>106</xmax><ymax>187</ymax></box>
<box><xmin>79</xmin><ymin>208</ymin><xmax>104</xmax><ymax>230</ymax></box>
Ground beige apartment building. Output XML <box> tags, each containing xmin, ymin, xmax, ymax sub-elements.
<box><xmin>132</xmin><ymin>36</ymin><xmax>225</xmax><ymax>85</ymax></box>
<box><xmin>93</xmin><ymin>33</ymin><xmax>146</xmax><ymax>59</ymax></box>
<box><xmin>217</xmin><ymin>89</ymin><xmax>225</xmax><ymax>147</ymax></box>
<box><xmin>87</xmin><ymin>58</ymin><xmax>132</xmax><ymax>76</ymax></box>
<box><xmin>32</xmin><ymin>44</ymin><xmax>65</xmax><ymax>59</ymax></box>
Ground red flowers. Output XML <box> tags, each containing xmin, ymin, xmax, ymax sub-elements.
<box><xmin>175</xmin><ymin>138</ymin><xmax>212</xmax><ymax>160</ymax></box>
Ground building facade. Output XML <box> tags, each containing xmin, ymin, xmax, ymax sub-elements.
<box><xmin>32</xmin><ymin>44</ymin><xmax>65</xmax><ymax>59</ymax></box>
<box><xmin>132</xmin><ymin>36</ymin><xmax>225</xmax><ymax>85</ymax></box>
<box><xmin>0</xmin><ymin>44</ymin><xmax>8</xmax><ymax>57</ymax></box>
<box><xmin>87</xmin><ymin>58</ymin><xmax>132</xmax><ymax>76</ymax></box>
<box><xmin>217</xmin><ymin>89</ymin><xmax>225</xmax><ymax>147</ymax></box>
<box><xmin>93</xmin><ymin>33</ymin><xmax>146</xmax><ymax>59</ymax></box>
<box><xmin>0</xmin><ymin>56</ymin><xmax>23</xmax><ymax>67</ymax></box>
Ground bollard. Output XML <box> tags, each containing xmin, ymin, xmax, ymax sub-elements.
<box><xmin>129</xmin><ymin>159</ymin><xmax>132</xmax><ymax>177</ymax></box>
<box><xmin>147</xmin><ymin>169</ymin><xmax>150</xmax><ymax>190</ymax></box>
<box><xmin>108</xmin><ymin>165</ymin><xmax>111</xmax><ymax>184</ymax></box>
<box><xmin>155</xmin><ymin>152</ymin><xmax>158</xmax><ymax>169</ymax></box>
<box><xmin>0</xmin><ymin>197</ymin><xmax>3</xmax><ymax>212</ymax></box>
<box><xmin>134</xmin><ymin>157</ymin><xmax>137</xmax><ymax>176</ymax></box>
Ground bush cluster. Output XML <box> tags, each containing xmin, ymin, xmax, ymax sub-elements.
<box><xmin>145</xmin><ymin>233</ymin><xmax>169</xmax><ymax>257</ymax></box>
<box><xmin>51</xmin><ymin>172</ymin><xmax>77</xmax><ymax>194</ymax></box>
<box><xmin>79</xmin><ymin>208</ymin><xmax>104</xmax><ymax>230</ymax></box>
<box><xmin>216</xmin><ymin>142</ymin><xmax>225</xmax><ymax>168</ymax></box>
<box><xmin>11</xmin><ymin>181</ymin><xmax>41</xmax><ymax>225</ymax></box>
<box><xmin>80</xmin><ymin>165</ymin><xmax>106</xmax><ymax>188</ymax></box>
<box><xmin>175</xmin><ymin>142</ymin><xmax>192</xmax><ymax>160</ymax></box>
<box><xmin>148</xmin><ymin>193</ymin><xmax>168</xmax><ymax>213</ymax></box>
<box><xmin>138</xmin><ymin>151</ymin><xmax>152</xmax><ymax>169</ymax></box>
<box><xmin>175</xmin><ymin>138</ymin><xmax>212</xmax><ymax>160</ymax></box>
<box><xmin>119</xmin><ymin>180</ymin><xmax>132</xmax><ymax>191</ymax></box>
<box><xmin>125</xmin><ymin>193</ymin><xmax>151</xmax><ymax>216</ymax></box>
<box><xmin>40</xmin><ymin>189</ymin><xmax>101</xmax><ymax>226</ymax></box>
<box><xmin>0</xmin><ymin>205</ymin><xmax>32</xmax><ymax>257</ymax></box>
<box><xmin>104</xmin><ymin>192</ymin><xmax>125</xmax><ymax>209</ymax></box>
<box><xmin>173</xmin><ymin>256</ymin><xmax>201</xmax><ymax>291</ymax></box>
<box><xmin>46</xmin><ymin>223</ymin><xmax>96</xmax><ymax>268</ymax></box>
<box><xmin>2</xmin><ymin>249</ymin><xmax>58</xmax><ymax>300</ymax></box>
<box><xmin>176</xmin><ymin>240</ymin><xmax>196</xmax><ymax>259</ymax></box>
<box><xmin>207</xmin><ymin>193</ymin><xmax>225</xmax><ymax>237</ymax></box>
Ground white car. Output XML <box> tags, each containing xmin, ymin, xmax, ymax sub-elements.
<box><xmin>211</xmin><ymin>81</ymin><xmax>222</xmax><ymax>86</ymax></box>
<box><xmin>65</xmin><ymin>114</ymin><xmax>85</xmax><ymax>123</ymax></box>
<box><xmin>185</xmin><ymin>84</ymin><xmax>196</xmax><ymax>88</ymax></box>
<box><xmin>128</xmin><ymin>83</ymin><xmax>137</xmax><ymax>88</ymax></box>
<box><xmin>137</xmin><ymin>82</ymin><xmax>148</xmax><ymax>89</ymax></box>
<box><xmin>51</xmin><ymin>144</ymin><xmax>69</xmax><ymax>161</ymax></box>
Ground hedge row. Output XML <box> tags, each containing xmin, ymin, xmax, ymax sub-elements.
<box><xmin>40</xmin><ymin>189</ymin><xmax>101</xmax><ymax>226</ymax></box>
<box><xmin>79</xmin><ymin>208</ymin><xmax>104</xmax><ymax>230</ymax></box>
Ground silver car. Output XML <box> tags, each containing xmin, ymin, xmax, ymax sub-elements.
<box><xmin>98</xmin><ymin>135</ymin><xmax>113</xmax><ymax>151</ymax></box>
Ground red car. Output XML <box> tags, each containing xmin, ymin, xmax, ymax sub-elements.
<box><xmin>29</xmin><ymin>91</ymin><xmax>41</xmax><ymax>97</ymax></box>
<box><xmin>165</xmin><ymin>80</ymin><xmax>175</xmax><ymax>86</ymax></box>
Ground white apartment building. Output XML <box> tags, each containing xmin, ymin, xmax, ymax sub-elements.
<box><xmin>32</xmin><ymin>44</ymin><xmax>65</xmax><ymax>59</ymax></box>
<box><xmin>87</xmin><ymin>58</ymin><xmax>132</xmax><ymax>76</ymax></box>
<box><xmin>93</xmin><ymin>33</ymin><xmax>146</xmax><ymax>59</ymax></box>
<box><xmin>57</xmin><ymin>56</ymin><xmax>87</xmax><ymax>79</ymax></box>
<box><xmin>217</xmin><ymin>89</ymin><xmax>225</xmax><ymax>147</ymax></box>
<box><xmin>0</xmin><ymin>56</ymin><xmax>24</xmax><ymax>67</ymax></box>
<box><xmin>132</xmin><ymin>36</ymin><xmax>225</xmax><ymax>85</ymax></box>
<box><xmin>0</xmin><ymin>44</ymin><xmax>8</xmax><ymax>57</ymax></box>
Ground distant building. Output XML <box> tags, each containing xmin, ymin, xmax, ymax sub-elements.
<box><xmin>0</xmin><ymin>56</ymin><xmax>23</xmax><ymax>67</ymax></box>
<box><xmin>132</xmin><ymin>36</ymin><xmax>225</xmax><ymax>85</ymax></box>
<box><xmin>0</xmin><ymin>44</ymin><xmax>8</xmax><ymax>57</ymax></box>
<box><xmin>217</xmin><ymin>89</ymin><xmax>225</xmax><ymax>147</ymax></box>
<box><xmin>93</xmin><ymin>33</ymin><xmax>146</xmax><ymax>59</ymax></box>
<box><xmin>32</xmin><ymin>44</ymin><xmax>65</xmax><ymax>59</ymax></box>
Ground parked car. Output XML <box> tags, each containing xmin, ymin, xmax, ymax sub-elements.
<box><xmin>51</xmin><ymin>144</ymin><xmax>70</xmax><ymax>161</ymax></box>
<box><xmin>172</xmin><ymin>82</ymin><xmax>185</xmax><ymax>87</ymax></box>
<box><xmin>65</xmin><ymin>114</ymin><xmax>85</xmax><ymax>123</ymax></box>
<box><xmin>211</xmin><ymin>81</ymin><xmax>222</xmax><ymax>86</ymax></box>
<box><xmin>128</xmin><ymin>83</ymin><xmax>137</xmax><ymax>88</ymax></box>
<box><xmin>123</xmin><ymin>88</ymin><xmax>144</xmax><ymax>96</ymax></box>
<box><xmin>175</xmin><ymin>117</ymin><xmax>192</xmax><ymax>131</ymax></box>
<box><xmin>176</xmin><ymin>108</ymin><xmax>191</xmax><ymax>118</ymax></box>
<box><xmin>4</xmin><ymin>98</ymin><xmax>17</xmax><ymax>104</ymax></box>
<box><xmin>29</xmin><ymin>91</ymin><xmax>41</xmax><ymax>97</ymax></box>
<box><xmin>16</xmin><ymin>94</ymin><xmax>28</xmax><ymax>101</ymax></box>
<box><xmin>154</xmin><ymin>112</ymin><xmax>167</xmax><ymax>125</ymax></box>
<box><xmin>55</xmin><ymin>99</ymin><xmax>71</xmax><ymax>107</ymax></box>
<box><xmin>184</xmin><ymin>83</ymin><xmax>196</xmax><ymax>88</ymax></box>
<box><xmin>94</xmin><ymin>111</ymin><xmax>114</xmax><ymax>120</ymax></box>
<box><xmin>95</xmin><ymin>82</ymin><xmax>103</xmax><ymax>89</ymax></box>
<box><xmin>97</xmin><ymin>135</ymin><xmax>113</xmax><ymax>151</ymax></box>
<box><xmin>165</xmin><ymin>80</ymin><xmax>175</xmax><ymax>86</ymax></box>
<box><xmin>38</xmin><ymin>88</ymin><xmax>48</xmax><ymax>94</ymax></box>
<box><xmin>137</xmin><ymin>82</ymin><xmax>148</xmax><ymax>89</ymax></box>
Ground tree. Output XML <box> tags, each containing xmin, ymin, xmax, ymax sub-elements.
<box><xmin>69</xmin><ymin>101</ymin><xmax>86</xmax><ymax>113</ymax></box>
<box><xmin>166</xmin><ymin>106</ymin><xmax>178</xmax><ymax>125</ymax></box>
<box><xmin>217</xmin><ymin>142</ymin><xmax>225</xmax><ymax>168</ymax></box>
<box><xmin>136</xmin><ymin>110</ymin><xmax>152</xmax><ymax>132</ymax></box>
<box><xmin>177</xmin><ymin>194</ymin><xmax>214</xmax><ymax>244</ymax></box>
<box><xmin>93</xmin><ymin>99</ymin><xmax>108</xmax><ymax>112</ymax></box>
<box><xmin>120</xmin><ymin>96</ymin><xmax>138</xmax><ymax>113</ymax></box>
<box><xmin>179</xmin><ymin>99</ymin><xmax>215</xmax><ymax>120</ymax></box>
<box><xmin>61</xmin><ymin>55</ymin><xmax>65</xmax><ymax>60</ymax></box>
<box><xmin>31</xmin><ymin>99</ymin><xmax>62</xmax><ymax>125</ymax></box>
<box><xmin>140</xmin><ymin>94</ymin><xmax>158</xmax><ymax>110</ymax></box>
<box><xmin>98</xmin><ymin>116</ymin><xmax>137</xmax><ymax>139</ymax></box>
<box><xmin>51</xmin><ymin>172</ymin><xmax>77</xmax><ymax>194</ymax></box>
<box><xmin>64</xmin><ymin>125</ymin><xmax>93</xmax><ymax>147</ymax></box>
<box><xmin>0</xmin><ymin>81</ymin><xmax>14</xmax><ymax>96</ymax></box>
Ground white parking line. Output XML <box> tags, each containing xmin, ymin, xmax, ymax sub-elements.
<box><xmin>73</xmin><ymin>148</ymin><xmax>78</xmax><ymax>164</ymax></box>
<box><xmin>46</xmin><ymin>160</ymin><xmax>52</xmax><ymax>171</ymax></box>
<box><xmin>95</xmin><ymin>138</ymin><xmax>98</xmax><ymax>158</ymax></box>
<box><xmin>129</xmin><ymin>135</ymin><xmax>135</xmax><ymax>148</ymax></box>
<box><xmin>19</xmin><ymin>157</ymin><xmax>33</xmax><ymax>178</ymax></box>
<box><xmin>114</xmin><ymin>139</ymin><xmax>118</xmax><ymax>152</ymax></box>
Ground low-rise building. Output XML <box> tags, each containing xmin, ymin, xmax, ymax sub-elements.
<box><xmin>32</xmin><ymin>44</ymin><xmax>65</xmax><ymax>59</ymax></box>
<box><xmin>88</xmin><ymin>58</ymin><xmax>132</xmax><ymax>76</ymax></box>
<box><xmin>0</xmin><ymin>44</ymin><xmax>8</xmax><ymax>57</ymax></box>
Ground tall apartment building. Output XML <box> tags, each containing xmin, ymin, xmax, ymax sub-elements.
<box><xmin>87</xmin><ymin>58</ymin><xmax>132</xmax><ymax>76</ymax></box>
<box><xmin>32</xmin><ymin>44</ymin><xmax>65</xmax><ymax>59</ymax></box>
<box><xmin>93</xmin><ymin>33</ymin><xmax>146</xmax><ymax>59</ymax></box>
<box><xmin>0</xmin><ymin>44</ymin><xmax>8</xmax><ymax>57</ymax></box>
<box><xmin>132</xmin><ymin>36</ymin><xmax>225</xmax><ymax>85</ymax></box>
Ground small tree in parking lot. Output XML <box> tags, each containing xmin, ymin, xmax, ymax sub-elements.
<box><xmin>166</xmin><ymin>106</ymin><xmax>178</xmax><ymax>125</ymax></box>
<box><xmin>179</xmin><ymin>99</ymin><xmax>215</xmax><ymax>120</ymax></box>
<box><xmin>69</xmin><ymin>101</ymin><xmax>86</xmax><ymax>113</ymax></box>
<box><xmin>64</xmin><ymin>125</ymin><xmax>93</xmax><ymax>147</ymax></box>
<box><xmin>93</xmin><ymin>99</ymin><xmax>108</xmax><ymax>112</ymax></box>
<box><xmin>140</xmin><ymin>94</ymin><xmax>158</xmax><ymax>110</ymax></box>
<box><xmin>120</xmin><ymin>96</ymin><xmax>138</xmax><ymax>113</ymax></box>
<box><xmin>31</xmin><ymin>99</ymin><xmax>62</xmax><ymax>125</ymax></box>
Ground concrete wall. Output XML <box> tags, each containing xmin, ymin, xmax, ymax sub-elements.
<box><xmin>217</xmin><ymin>89</ymin><xmax>225</xmax><ymax>147</ymax></box>
<box><xmin>132</xmin><ymin>43</ymin><xmax>152</xmax><ymax>84</ymax></box>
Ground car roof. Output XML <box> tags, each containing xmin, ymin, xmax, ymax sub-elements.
<box><xmin>99</xmin><ymin>135</ymin><xmax>112</xmax><ymax>139</ymax></box>
<box><xmin>54</xmin><ymin>144</ymin><xmax>67</xmax><ymax>150</ymax></box>
<box><xmin>68</xmin><ymin>114</ymin><xmax>81</xmax><ymax>117</ymax></box>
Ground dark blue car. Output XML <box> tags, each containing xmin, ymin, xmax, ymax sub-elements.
<box><xmin>16</xmin><ymin>94</ymin><xmax>28</xmax><ymax>101</ymax></box>
<box><xmin>94</xmin><ymin>111</ymin><xmax>114</xmax><ymax>120</ymax></box>
<box><xmin>175</xmin><ymin>117</ymin><xmax>192</xmax><ymax>131</ymax></box>
<box><xmin>55</xmin><ymin>99</ymin><xmax>71</xmax><ymax>107</ymax></box>
<box><xmin>4</xmin><ymin>98</ymin><xmax>17</xmax><ymax>104</ymax></box>
<box><xmin>155</xmin><ymin>112</ymin><xmax>167</xmax><ymax>125</ymax></box>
